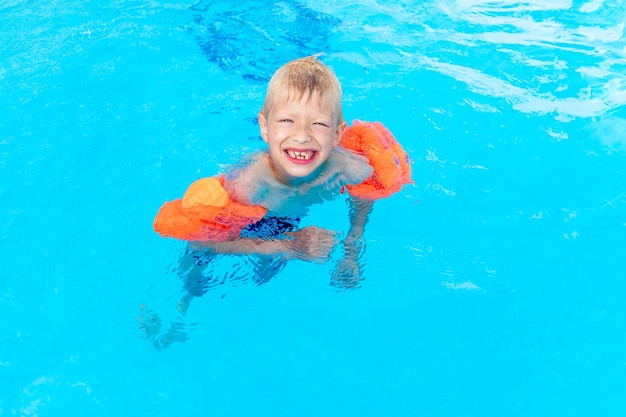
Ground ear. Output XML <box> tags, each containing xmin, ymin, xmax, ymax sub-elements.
<box><xmin>333</xmin><ymin>120</ymin><xmax>346</xmax><ymax>146</ymax></box>
<box><xmin>258</xmin><ymin>112</ymin><xmax>269</xmax><ymax>143</ymax></box>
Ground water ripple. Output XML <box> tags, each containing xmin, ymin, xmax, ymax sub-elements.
<box><xmin>315</xmin><ymin>0</ymin><xmax>626</xmax><ymax>122</ymax></box>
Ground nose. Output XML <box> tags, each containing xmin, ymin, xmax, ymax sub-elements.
<box><xmin>293</xmin><ymin>124</ymin><xmax>312</xmax><ymax>144</ymax></box>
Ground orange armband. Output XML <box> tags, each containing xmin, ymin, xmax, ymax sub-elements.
<box><xmin>153</xmin><ymin>175</ymin><xmax>266</xmax><ymax>242</ymax></box>
<box><xmin>340</xmin><ymin>120</ymin><xmax>413</xmax><ymax>200</ymax></box>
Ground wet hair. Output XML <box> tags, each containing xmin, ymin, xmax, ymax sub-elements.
<box><xmin>260</xmin><ymin>55</ymin><xmax>343</xmax><ymax>123</ymax></box>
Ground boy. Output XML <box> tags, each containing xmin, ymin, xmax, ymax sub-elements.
<box><xmin>152</xmin><ymin>55</ymin><xmax>412</xmax><ymax>314</ymax></box>
<box><xmin>145</xmin><ymin>56</ymin><xmax>411</xmax><ymax>347</ymax></box>
<box><xmin>175</xmin><ymin>56</ymin><xmax>375</xmax><ymax>310</ymax></box>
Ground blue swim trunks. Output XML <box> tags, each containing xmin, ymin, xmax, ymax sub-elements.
<box><xmin>239</xmin><ymin>216</ymin><xmax>301</xmax><ymax>240</ymax></box>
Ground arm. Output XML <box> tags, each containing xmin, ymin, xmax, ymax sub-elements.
<box><xmin>190</xmin><ymin>237</ymin><xmax>289</xmax><ymax>256</ymax></box>
<box><xmin>346</xmin><ymin>196</ymin><xmax>374</xmax><ymax>240</ymax></box>
<box><xmin>332</xmin><ymin>196</ymin><xmax>374</xmax><ymax>288</ymax></box>
<box><xmin>189</xmin><ymin>225</ymin><xmax>338</xmax><ymax>263</ymax></box>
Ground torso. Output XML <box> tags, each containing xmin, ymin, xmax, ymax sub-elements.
<box><xmin>224</xmin><ymin>147</ymin><xmax>373</xmax><ymax>217</ymax></box>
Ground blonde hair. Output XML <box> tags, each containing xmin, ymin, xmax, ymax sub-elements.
<box><xmin>260</xmin><ymin>55</ymin><xmax>343</xmax><ymax>123</ymax></box>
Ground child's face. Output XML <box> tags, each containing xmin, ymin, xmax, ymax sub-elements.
<box><xmin>258</xmin><ymin>91</ymin><xmax>345</xmax><ymax>185</ymax></box>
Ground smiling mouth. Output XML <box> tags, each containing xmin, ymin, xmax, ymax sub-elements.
<box><xmin>285</xmin><ymin>149</ymin><xmax>316</xmax><ymax>161</ymax></box>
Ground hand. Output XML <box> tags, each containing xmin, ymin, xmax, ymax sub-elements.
<box><xmin>284</xmin><ymin>226</ymin><xmax>338</xmax><ymax>262</ymax></box>
<box><xmin>331</xmin><ymin>237</ymin><xmax>365</xmax><ymax>289</ymax></box>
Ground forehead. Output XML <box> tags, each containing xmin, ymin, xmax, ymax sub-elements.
<box><xmin>269</xmin><ymin>87</ymin><xmax>334</xmax><ymax>112</ymax></box>
<box><xmin>270</xmin><ymin>97</ymin><xmax>334</xmax><ymax>118</ymax></box>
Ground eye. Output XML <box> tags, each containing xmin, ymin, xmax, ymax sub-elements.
<box><xmin>279</xmin><ymin>119</ymin><xmax>294</xmax><ymax>123</ymax></box>
<box><xmin>313</xmin><ymin>122</ymin><xmax>329</xmax><ymax>128</ymax></box>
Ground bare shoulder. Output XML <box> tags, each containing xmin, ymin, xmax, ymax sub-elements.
<box><xmin>223</xmin><ymin>151</ymin><xmax>270</xmax><ymax>204</ymax></box>
<box><xmin>332</xmin><ymin>147</ymin><xmax>373</xmax><ymax>184</ymax></box>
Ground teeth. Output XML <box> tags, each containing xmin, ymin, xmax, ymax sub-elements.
<box><xmin>286</xmin><ymin>150</ymin><xmax>315</xmax><ymax>160</ymax></box>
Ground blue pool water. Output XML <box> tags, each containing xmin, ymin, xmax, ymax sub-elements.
<box><xmin>2</xmin><ymin>0</ymin><xmax>626</xmax><ymax>415</ymax></box>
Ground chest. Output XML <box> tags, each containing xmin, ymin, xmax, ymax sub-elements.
<box><xmin>252</xmin><ymin>180</ymin><xmax>342</xmax><ymax>217</ymax></box>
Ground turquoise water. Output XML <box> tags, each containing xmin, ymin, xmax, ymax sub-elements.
<box><xmin>2</xmin><ymin>0</ymin><xmax>625</xmax><ymax>415</ymax></box>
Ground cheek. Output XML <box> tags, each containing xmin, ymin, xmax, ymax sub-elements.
<box><xmin>324</xmin><ymin>133</ymin><xmax>340</xmax><ymax>149</ymax></box>
<box><xmin>268</xmin><ymin>141</ymin><xmax>285</xmax><ymax>157</ymax></box>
